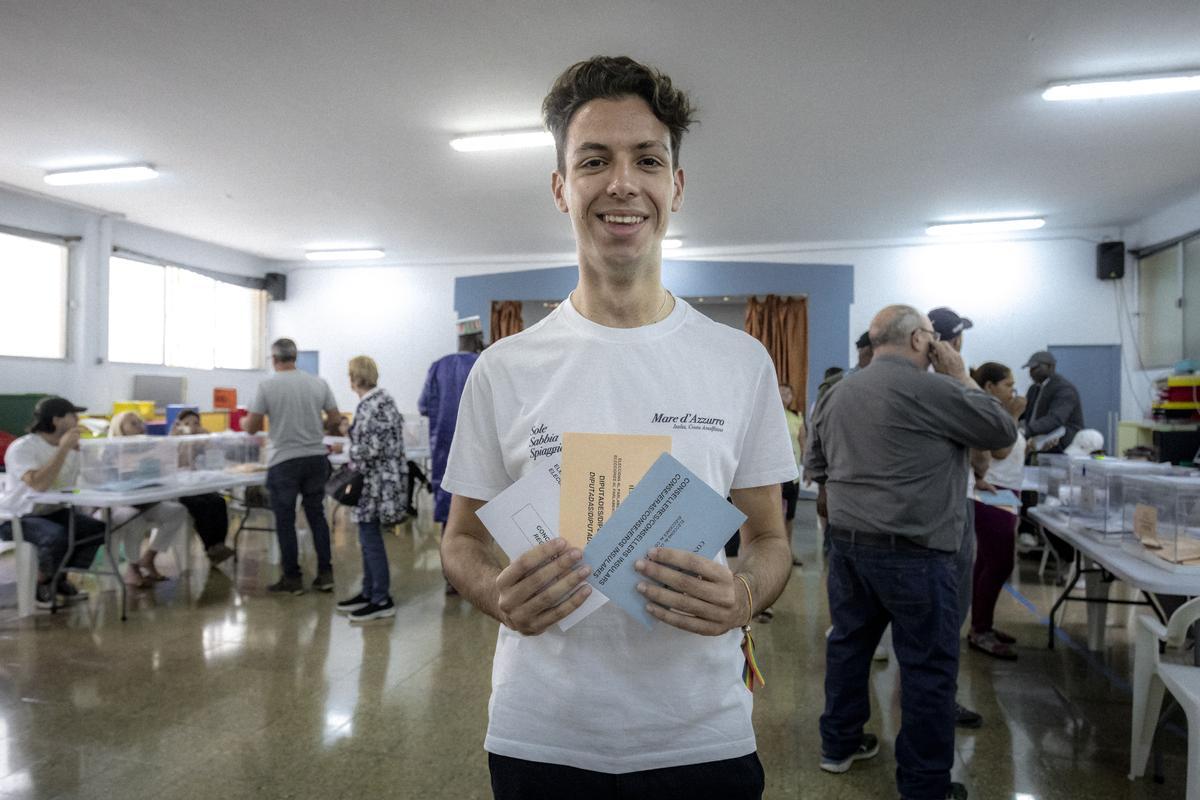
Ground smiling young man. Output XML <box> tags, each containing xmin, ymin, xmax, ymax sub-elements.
<box><xmin>439</xmin><ymin>57</ymin><xmax>797</xmax><ymax>798</ymax></box>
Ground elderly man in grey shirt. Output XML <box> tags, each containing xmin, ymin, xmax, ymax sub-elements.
<box><xmin>805</xmin><ymin>305</ymin><xmax>1015</xmax><ymax>800</ymax></box>
<box><xmin>245</xmin><ymin>338</ymin><xmax>341</xmax><ymax>595</ymax></box>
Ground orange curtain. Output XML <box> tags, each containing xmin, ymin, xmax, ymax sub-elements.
<box><xmin>490</xmin><ymin>301</ymin><xmax>524</xmax><ymax>343</ymax></box>
<box><xmin>744</xmin><ymin>295</ymin><xmax>809</xmax><ymax>414</ymax></box>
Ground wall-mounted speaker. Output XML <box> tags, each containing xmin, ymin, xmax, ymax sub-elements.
<box><xmin>1097</xmin><ymin>241</ymin><xmax>1125</xmax><ymax>280</ymax></box>
<box><xmin>264</xmin><ymin>272</ymin><xmax>287</xmax><ymax>301</ymax></box>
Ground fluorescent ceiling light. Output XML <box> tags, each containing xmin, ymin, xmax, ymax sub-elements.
<box><xmin>925</xmin><ymin>218</ymin><xmax>1045</xmax><ymax>237</ymax></box>
<box><xmin>44</xmin><ymin>163</ymin><xmax>158</xmax><ymax>186</ymax></box>
<box><xmin>662</xmin><ymin>238</ymin><xmax>683</xmax><ymax>250</ymax></box>
<box><xmin>304</xmin><ymin>248</ymin><xmax>385</xmax><ymax>261</ymax></box>
<box><xmin>449</xmin><ymin>130</ymin><xmax>554</xmax><ymax>152</ymax></box>
<box><xmin>1043</xmin><ymin>72</ymin><xmax>1200</xmax><ymax>101</ymax></box>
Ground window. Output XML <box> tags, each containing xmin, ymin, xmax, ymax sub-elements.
<box><xmin>107</xmin><ymin>256</ymin><xmax>265</xmax><ymax>369</ymax></box>
<box><xmin>0</xmin><ymin>231</ymin><xmax>69</xmax><ymax>359</ymax></box>
<box><xmin>1138</xmin><ymin>234</ymin><xmax>1200</xmax><ymax>367</ymax></box>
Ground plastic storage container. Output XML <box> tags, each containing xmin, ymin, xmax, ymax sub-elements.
<box><xmin>1069</xmin><ymin>458</ymin><xmax>1180</xmax><ymax>535</ymax></box>
<box><xmin>1037</xmin><ymin>454</ymin><xmax>1089</xmax><ymax>509</ymax></box>
<box><xmin>1122</xmin><ymin>474</ymin><xmax>1200</xmax><ymax>568</ymax></box>
<box><xmin>78</xmin><ymin>436</ymin><xmax>179</xmax><ymax>492</ymax></box>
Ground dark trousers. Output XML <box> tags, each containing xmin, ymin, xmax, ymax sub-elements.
<box><xmin>357</xmin><ymin>519</ymin><xmax>390</xmax><ymax>604</ymax></box>
<box><xmin>822</xmin><ymin>533</ymin><xmax>959</xmax><ymax>800</ymax></box>
<box><xmin>781</xmin><ymin>479</ymin><xmax>799</xmax><ymax>521</ymax></box>
<box><xmin>971</xmin><ymin>497</ymin><xmax>1017</xmax><ymax>634</ymax></box>
<box><xmin>488</xmin><ymin>752</ymin><xmax>764</xmax><ymax>800</ymax></box>
<box><xmin>0</xmin><ymin>509</ymin><xmax>105</xmax><ymax>579</ymax></box>
<box><xmin>266</xmin><ymin>455</ymin><xmax>332</xmax><ymax>577</ymax></box>
<box><xmin>178</xmin><ymin>493</ymin><xmax>229</xmax><ymax>549</ymax></box>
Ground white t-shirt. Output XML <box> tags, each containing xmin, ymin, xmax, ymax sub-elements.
<box><xmin>442</xmin><ymin>295</ymin><xmax>797</xmax><ymax>774</ymax></box>
<box><xmin>984</xmin><ymin>430</ymin><xmax>1026</xmax><ymax>490</ymax></box>
<box><xmin>2</xmin><ymin>433</ymin><xmax>79</xmax><ymax>516</ymax></box>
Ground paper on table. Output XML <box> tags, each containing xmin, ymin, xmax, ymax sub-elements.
<box><xmin>974</xmin><ymin>489</ymin><xmax>1021</xmax><ymax>510</ymax></box>
<box><xmin>475</xmin><ymin>458</ymin><xmax>607</xmax><ymax>631</ymax></box>
<box><xmin>1030</xmin><ymin>426</ymin><xmax>1066</xmax><ymax>452</ymax></box>
<box><xmin>583</xmin><ymin>453</ymin><xmax>746</xmax><ymax>629</ymax></box>
<box><xmin>559</xmin><ymin>432</ymin><xmax>672</xmax><ymax>547</ymax></box>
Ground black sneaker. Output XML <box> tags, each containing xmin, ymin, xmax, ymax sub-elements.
<box><xmin>312</xmin><ymin>571</ymin><xmax>335</xmax><ymax>593</ymax></box>
<box><xmin>35</xmin><ymin>582</ymin><xmax>55</xmax><ymax>610</ymax></box>
<box><xmin>335</xmin><ymin>593</ymin><xmax>369</xmax><ymax>615</ymax></box>
<box><xmin>349</xmin><ymin>597</ymin><xmax>396</xmax><ymax>624</ymax></box>
<box><xmin>56</xmin><ymin>578</ymin><xmax>88</xmax><ymax>602</ymax></box>
<box><xmin>955</xmin><ymin>703</ymin><xmax>983</xmax><ymax>729</ymax></box>
<box><xmin>267</xmin><ymin>575</ymin><xmax>305</xmax><ymax>595</ymax></box>
<box><xmin>819</xmin><ymin>733</ymin><xmax>879</xmax><ymax>774</ymax></box>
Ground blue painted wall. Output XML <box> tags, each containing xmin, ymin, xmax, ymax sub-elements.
<box><xmin>454</xmin><ymin>260</ymin><xmax>855</xmax><ymax>409</ymax></box>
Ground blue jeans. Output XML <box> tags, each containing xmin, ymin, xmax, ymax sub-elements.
<box><xmin>266</xmin><ymin>455</ymin><xmax>332</xmax><ymax>577</ymax></box>
<box><xmin>0</xmin><ymin>510</ymin><xmax>105</xmax><ymax>578</ymax></box>
<box><xmin>357</xmin><ymin>519</ymin><xmax>390</xmax><ymax>604</ymax></box>
<box><xmin>821</xmin><ymin>534</ymin><xmax>959</xmax><ymax>800</ymax></box>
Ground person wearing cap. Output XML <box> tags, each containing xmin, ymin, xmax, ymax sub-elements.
<box><xmin>1018</xmin><ymin>351</ymin><xmax>1084</xmax><ymax>454</ymax></box>
<box><xmin>0</xmin><ymin>397</ymin><xmax>105</xmax><ymax>609</ymax></box>
<box><xmin>170</xmin><ymin>410</ymin><xmax>236</xmax><ymax>564</ymax></box>
<box><xmin>418</xmin><ymin>319</ymin><xmax>484</xmax><ymax>594</ymax></box>
<box><xmin>244</xmin><ymin>337</ymin><xmax>343</xmax><ymax>595</ymax></box>
<box><xmin>927</xmin><ymin>306</ymin><xmax>985</xmax><ymax>729</ymax></box>
<box><xmin>806</xmin><ymin>305</ymin><xmax>1015</xmax><ymax>800</ymax></box>
<box><xmin>816</xmin><ymin>330</ymin><xmax>873</xmax><ymax>404</ymax></box>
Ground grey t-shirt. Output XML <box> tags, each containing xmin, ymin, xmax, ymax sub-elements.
<box><xmin>250</xmin><ymin>369</ymin><xmax>338</xmax><ymax>467</ymax></box>
<box><xmin>804</xmin><ymin>354</ymin><xmax>1016</xmax><ymax>551</ymax></box>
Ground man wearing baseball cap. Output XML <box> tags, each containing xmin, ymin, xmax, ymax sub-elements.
<box><xmin>0</xmin><ymin>397</ymin><xmax>105</xmax><ymax>609</ymax></box>
<box><xmin>1019</xmin><ymin>351</ymin><xmax>1084</xmax><ymax>453</ymax></box>
<box><xmin>928</xmin><ymin>307</ymin><xmax>973</xmax><ymax>350</ymax></box>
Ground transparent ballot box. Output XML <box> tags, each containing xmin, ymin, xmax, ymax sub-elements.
<box><xmin>179</xmin><ymin>432</ymin><xmax>266</xmax><ymax>477</ymax></box>
<box><xmin>1069</xmin><ymin>458</ymin><xmax>1180</xmax><ymax>536</ymax></box>
<box><xmin>1122</xmin><ymin>474</ymin><xmax>1200</xmax><ymax>567</ymax></box>
<box><xmin>1037</xmin><ymin>454</ymin><xmax>1089</xmax><ymax>509</ymax></box>
<box><xmin>78</xmin><ymin>436</ymin><xmax>180</xmax><ymax>491</ymax></box>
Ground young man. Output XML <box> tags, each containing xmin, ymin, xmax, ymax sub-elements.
<box><xmin>0</xmin><ymin>397</ymin><xmax>104</xmax><ymax>608</ymax></box>
<box><xmin>440</xmin><ymin>56</ymin><xmax>796</xmax><ymax>798</ymax></box>
<box><xmin>244</xmin><ymin>338</ymin><xmax>341</xmax><ymax>594</ymax></box>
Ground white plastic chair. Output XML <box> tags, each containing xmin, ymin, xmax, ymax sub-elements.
<box><xmin>1130</xmin><ymin>597</ymin><xmax>1200</xmax><ymax>799</ymax></box>
<box><xmin>1</xmin><ymin>513</ymin><xmax>39</xmax><ymax>618</ymax></box>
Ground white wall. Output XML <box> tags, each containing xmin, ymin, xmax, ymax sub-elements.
<box><xmin>273</xmin><ymin>229</ymin><xmax>1147</xmax><ymax>419</ymax></box>
<box><xmin>0</xmin><ymin>185</ymin><xmax>273</xmax><ymax>415</ymax></box>
<box><xmin>269</xmin><ymin>260</ymin><xmax>536</xmax><ymax>415</ymax></box>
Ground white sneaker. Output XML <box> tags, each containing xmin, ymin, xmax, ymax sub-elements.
<box><xmin>1017</xmin><ymin>532</ymin><xmax>1039</xmax><ymax>552</ymax></box>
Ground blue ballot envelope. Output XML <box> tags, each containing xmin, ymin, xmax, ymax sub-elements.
<box><xmin>583</xmin><ymin>453</ymin><xmax>747</xmax><ymax>629</ymax></box>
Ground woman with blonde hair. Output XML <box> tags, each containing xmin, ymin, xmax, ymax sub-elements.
<box><xmin>334</xmin><ymin>355</ymin><xmax>406</xmax><ymax>623</ymax></box>
<box><xmin>107</xmin><ymin>411</ymin><xmax>189</xmax><ymax>587</ymax></box>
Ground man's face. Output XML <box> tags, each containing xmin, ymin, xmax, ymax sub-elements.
<box><xmin>1029</xmin><ymin>362</ymin><xmax>1051</xmax><ymax>383</ymax></box>
<box><xmin>552</xmin><ymin>95</ymin><xmax>684</xmax><ymax>275</ymax></box>
<box><xmin>52</xmin><ymin>412</ymin><xmax>77</xmax><ymax>436</ymax></box>
<box><xmin>911</xmin><ymin>314</ymin><xmax>938</xmax><ymax>368</ymax></box>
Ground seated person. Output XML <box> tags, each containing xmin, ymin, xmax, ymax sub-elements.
<box><xmin>0</xmin><ymin>397</ymin><xmax>104</xmax><ymax>608</ymax></box>
<box><xmin>106</xmin><ymin>411</ymin><xmax>188</xmax><ymax>587</ymax></box>
<box><xmin>170</xmin><ymin>411</ymin><xmax>235</xmax><ymax>564</ymax></box>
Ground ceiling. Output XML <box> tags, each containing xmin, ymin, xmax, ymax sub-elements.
<box><xmin>1</xmin><ymin>1</ymin><xmax>1198</xmax><ymax>265</ymax></box>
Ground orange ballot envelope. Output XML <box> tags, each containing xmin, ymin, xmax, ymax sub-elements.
<box><xmin>559</xmin><ymin>432</ymin><xmax>672</xmax><ymax>547</ymax></box>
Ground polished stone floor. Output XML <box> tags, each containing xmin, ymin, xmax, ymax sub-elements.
<box><xmin>0</xmin><ymin>498</ymin><xmax>1191</xmax><ymax>799</ymax></box>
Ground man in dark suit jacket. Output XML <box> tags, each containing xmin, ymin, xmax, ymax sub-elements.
<box><xmin>1019</xmin><ymin>350</ymin><xmax>1084</xmax><ymax>453</ymax></box>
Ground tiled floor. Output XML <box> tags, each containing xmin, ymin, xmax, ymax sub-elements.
<box><xmin>0</xmin><ymin>499</ymin><xmax>1191</xmax><ymax>799</ymax></box>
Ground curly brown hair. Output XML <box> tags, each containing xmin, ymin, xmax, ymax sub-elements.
<box><xmin>542</xmin><ymin>56</ymin><xmax>697</xmax><ymax>173</ymax></box>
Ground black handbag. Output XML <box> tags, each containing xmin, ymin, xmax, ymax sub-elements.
<box><xmin>326</xmin><ymin>465</ymin><xmax>364</xmax><ymax>506</ymax></box>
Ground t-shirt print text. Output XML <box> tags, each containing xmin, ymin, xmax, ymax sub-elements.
<box><xmin>650</xmin><ymin>411</ymin><xmax>726</xmax><ymax>433</ymax></box>
<box><xmin>528</xmin><ymin>424</ymin><xmax>562</xmax><ymax>461</ymax></box>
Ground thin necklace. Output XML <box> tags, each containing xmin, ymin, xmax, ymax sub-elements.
<box><xmin>570</xmin><ymin>288</ymin><xmax>674</xmax><ymax>327</ymax></box>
